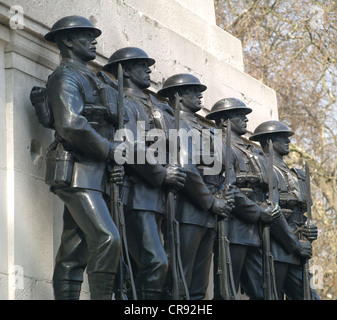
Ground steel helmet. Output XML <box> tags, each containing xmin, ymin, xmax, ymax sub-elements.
<box><xmin>205</xmin><ymin>98</ymin><xmax>252</xmax><ymax>120</ymax></box>
<box><xmin>44</xmin><ymin>15</ymin><xmax>102</xmax><ymax>43</ymax></box>
<box><xmin>157</xmin><ymin>73</ymin><xmax>207</xmax><ymax>98</ymax></box>
<box><xmin>249</xmin><ymin>120</ymin><xmax>294</xmax><ymax>141</ymax></box>
<box><xmin>103</xmin><ymin>47</ymin><xmax>155</xmax><ymax>74</ymax></box>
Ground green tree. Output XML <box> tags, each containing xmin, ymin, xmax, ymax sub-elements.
<box><xmin>214</xmin><ymin>0</ymin><xmax>337</xmax><ymax>299</ymax></box>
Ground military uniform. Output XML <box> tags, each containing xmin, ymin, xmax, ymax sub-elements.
<box><xmin>206</xmin><ymin>99</ymin><xmax>271</xmax><ymax>299</ymax></box>
<box><xmin>206</xmin><ymin>98</ymin><xmax>303</xmax><ymax>300</ymax></box>
<box><xmin>157</xmin><ymin>74</ymin><xmax>232</xmax><ymax>300</ymax></box>
<box><xmin>122</xmin><ymin>88</ymin><xmax>175</xmax><ymax>299</ymax></box>
<box><xmin>176</xmin><ymin>111</ymin><xmax>221</xmax><ymax>299</ymax></box>
<box><xmin>41</xmin><ymin>16</ymin><xmax>122</xmax><ymax>300</ymax></box>
<box><xmin>250</xmin><ymin>120</ymin><xmax>319</xmax><ymax>300</ymax></box>
<box><xmin>103</xmin><ymin>48</ymin><xmax>186</xmax><ymax>300</ymax></box>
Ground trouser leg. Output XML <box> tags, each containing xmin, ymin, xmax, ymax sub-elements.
<box><xmin>229</xmin><ymin>243</ymin><xmax>248</xmax><ymax>295</ymax></box>
<box><xmin>55</xmin><ymin>188</ymin><xmax>121</xmax><ymax>300</ymax></box>
<box><xmin>53</xmin><ymin>205</ymin><xmax>88</xmax><ymax>300</ymax></box>
<box><xmin>240</xmin><ymin>246</ymin><xmax>264</xmax><ymax>300</ymax></box>
<box><xmin>274</xmin><ymin>261</ymin><xmax>289</xmax><ymax>300</ymax></box>
<box><xmin>125</xmin><ymin>210</ymin><xmax>168</xmax><ymax>299</ymax></box>
<box><xmin>283</xmin><ymin>264</ymin><xmax>321</xmax><ymax>300</ymax></box>
<box><xmin>180</xmin><ymin>224</ymin><xmax>215</xmax><ymax>300</ymax></box>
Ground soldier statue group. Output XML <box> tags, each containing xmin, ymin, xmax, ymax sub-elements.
<box><xmin>30</xmin><ymin>16</ymin><xmax>320</xmax><ymax>300</ymax></box>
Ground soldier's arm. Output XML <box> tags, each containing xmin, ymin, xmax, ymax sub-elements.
<box><xmin>270</xmin><ymin>215</ymin><xmax>302</xmax><ymax>254</ymax></box>
<box><xmin>180</xmin><ymin>163</ymin><xmax>215</xmax><ymax>212</ymax></box>
<box><xmin>48</xmin><ymin>69</ymin><xmax>117</xmax><ymax>162</ymax></box>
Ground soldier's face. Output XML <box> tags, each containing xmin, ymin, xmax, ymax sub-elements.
<box><xmin>272</xmin><ymin>134</ymin><xmax>291</xmax><ymax>156</ymax></box>
<box><xmin>226</xmin><ymin>110</ymin><xmax>248</xmax><ymax>135</ymax></box>
<box><xmin>67</xmin><ymin>30</ymin><xmax>98</xmax><ymax>62</ymax></box>
<box><xmin>180</xmin><ymin>87</ymin><xmax>203</xmax><ymax>113</ymax></box>
<box><xmin>125</xmin><ymin>60</ymin><xmax>151</xmax><ymax>89</ymax></box>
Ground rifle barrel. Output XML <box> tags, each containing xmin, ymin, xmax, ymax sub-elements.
<box><xmin>117</xmin><ymin>63</ymin><xmax>124</xmax><ymax>130</ymax></box>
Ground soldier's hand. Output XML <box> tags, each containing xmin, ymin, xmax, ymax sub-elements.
<box><xmin>108</xmin><ymin>141</ymin><xmax>127</xmax><ymax>163</ymax></box>
<box><xmin>224</xmin><ymin>185</ymin><xmax>235</xmax><ymax>210</ymax></box>
<box><xmin>301</xmin><ymin>223</ymin><xmax>318</xmax><ymax>242</ymax></box>
<box><xmin>109</xmin><ymin>165</ymin><xmax>124</xmax><ymax>185</ymax></box>
<box><xmin>260</xmin><ymin>201</ymin><xmax>282</xmax><ymax>223</ymax></box>
<box><xmin>295</xmin><ymin>241</ymin><xmax>312</xmax><ymax>259</ymax></box>
<box><xmin>164</xmin><ymin>164</ymin><xmax>186</xmax><ymax>191</ymax></box>
<box><xmin>211</xmin><ymin>199</ymin><xmax>232</xmax><ymax>218</ymax></box>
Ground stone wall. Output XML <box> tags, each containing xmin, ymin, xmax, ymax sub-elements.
<box><xmin>0</xmin><ymin>0</ymin><xmax>278</xmax><ymax>299</ymax></box>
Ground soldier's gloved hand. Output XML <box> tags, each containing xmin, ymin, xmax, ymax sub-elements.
<box><xmin>108</xmin><ymin>141</ymin><xmax>129</xmax><ymax>163</ymax></box>
<box><xmin>224</xmin><ymin>185</ymin><xmax>236</xmax><ymax>210</ymax></box>
<box><xmin>109</xmin><ymin>165</ymin><xmax>124</xmax><ymax>185</ymax></box>
<box><xmin>260</xmin><ymin>201</ymin><xmax>282</xmax><ymax>223</ymax></box>
<box><xmin>294</xmin><ymin>241</ymin><xmax>312</xmax><ymax>259</ymax></box>
<box><xmin>164</xmin><ymin>164</ymin><xmax>186</xmax><ymax>191</ymax></box>
<box><xmin>301</xmin><ymin>223</ymin><xmax>318</xmax><ymax>242</ymax></box>
<box><xmin>211</xmin><ymin>199</ymin><xmax>232</xmax><ymax>218</ymax></box>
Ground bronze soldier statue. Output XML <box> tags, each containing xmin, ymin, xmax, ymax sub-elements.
<box><xmin>40</xmin><ymin>16</ymin><xmax>123</xmax><ymax>300</ymax></box>
<box><xmin>249</xmin><ymin>120</ymin><xmax>320</xmax><ymax>300</ymax></box>
<box><xmin>157</xmin><ymin>74</ymin><xmax>235</xmax><ymax>300</ymax></box>
<box><xmin>206</xmin><ymin>98</ymin><xmax>284</xmax><ymax>299</ymax></box>
<box><xmin>102</xmin><ymin>48</ymin><xmax>186</xmax><ymax>300</ymax></box>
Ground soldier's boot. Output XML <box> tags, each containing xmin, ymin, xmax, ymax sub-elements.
<box><xmin>53</xmin><ymin>280</ymin><xmax>82</xmax><ymax>300</ymax></box>
<box><xmin>88</xmin><ymin>272</ymin><xmax>115</xmax><ymax>300</ymax></box>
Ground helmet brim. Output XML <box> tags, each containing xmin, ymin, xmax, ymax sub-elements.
<box><xmin>249</xmin><ymin>130</ymin><xmax>294</xmax><ymax>141</ymax></box>
<box><xmin>157</xmin><ymin>83</ymin><xmax>207</xmax><ymax>97</ymax></box>
<box><xmin>102</xmin><ymin>57</ymin><xmax>156</xmax><ymax>73</ymax></box>
<box><xmin>205</xmin><ymin>106</ymin><xmax>252</xmax><ymax>120</ymax></box>
<box><xmin>45</xmin><ymin>26</ymin><xmax>102</xmax><ymax>43</ymax></box>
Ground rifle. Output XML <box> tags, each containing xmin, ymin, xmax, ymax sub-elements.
<box><xmin>262</xmin><ymin>139</ymin><xmax>278</xmax><ymax>300</ymax></box>
<box><xmin>166</xmin><ymin>93</ymin><xmax>190</xmax><ymax>300</ymax></box>
<box><xmin>302</xmin><ymin>161</ymin><xmax>313</xmax><ymax>300</ymax></box>
<box><xmin>216</xmin><ymin>120</ymin><xmax>237</xmax><ymax>300</ymax></box>
<box><xmin>112</xmin><ymin>64</ymin><xmax>137</xmax><ymax>300</ymax></box>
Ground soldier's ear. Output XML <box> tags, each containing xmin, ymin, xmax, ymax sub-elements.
<box><xmin>122</xmin><ymin>65</ymin><xmax>131</xmax><ymax>78</ymax></box>
<box><xmin>62</xmin><ymin>34</ymin><xmax>73</xmax><ymax>48</ymax></box>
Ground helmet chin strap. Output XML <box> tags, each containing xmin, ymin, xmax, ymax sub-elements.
<box><xmin>229</xmin><ymin>118</ymin><xmax>246</xmax><ymax>136</ymax></box>
<box><xmin>273</xmin><ymin>140</ymin><xmax>289</xmax><ymax>156</ymax></box>
<box><xmin>67</xmin><ymin>31</ymin><xmax>93</xmax><ymax>62</ymax></box>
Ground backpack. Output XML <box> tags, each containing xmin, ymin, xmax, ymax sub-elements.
<box><xmin>30</xmin><ymin>86</ymin><xmax>54</xmax><ymax>130</ymax></box>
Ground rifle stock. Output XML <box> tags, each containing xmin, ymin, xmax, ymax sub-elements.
<box><xmin>262</xmin><ymin>139</ymin><xmax>278</xmax><ymax>300</ymax></box>
<box><xmin>302</xmin><ymin>161</ymin><xmax>313</xmax><ymax>300</ymax></box>
<box><xmin>166</xmin><ymin>93</ymin><xmax>190</xmax><ymax>300</ymax></box>
<box><xmin>216</xmin><ymin>120</ymin><xmax>237</xmax><ymax>300</ymax></box>
<box><xmin>112</xmin><ymin>64</ymin><xmax>137</xmax><ymax>300</ymax></box>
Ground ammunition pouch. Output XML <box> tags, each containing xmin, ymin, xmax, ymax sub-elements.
<box><xmin>279</xmin><ymin>196</ymin><xmax>299</xmax><ymax>209</ymax></box>
<box><xmin>45</xmin><ymin>147</ymin><xmax>74</xmax><ymax>187</ymax></box>
<box><xmin>239</xmin><ymin>186</ymin><xmax>265</xmax><ymax>203</ymax></box>
<box><xmin>236</xmin><ymin>173</ymin><xmax>262</xmax><ymax>185</ymax></box>
<box><xmin>82</xmin><ymin>104</ymin><xmax>115</xmax><ymax>140</ymax></box>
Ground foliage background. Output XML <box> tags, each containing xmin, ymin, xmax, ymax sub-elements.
<box><xmin>214</xmin><ymin>0</ymin><xmax>337</xmax><ymax>299</ymax></box>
